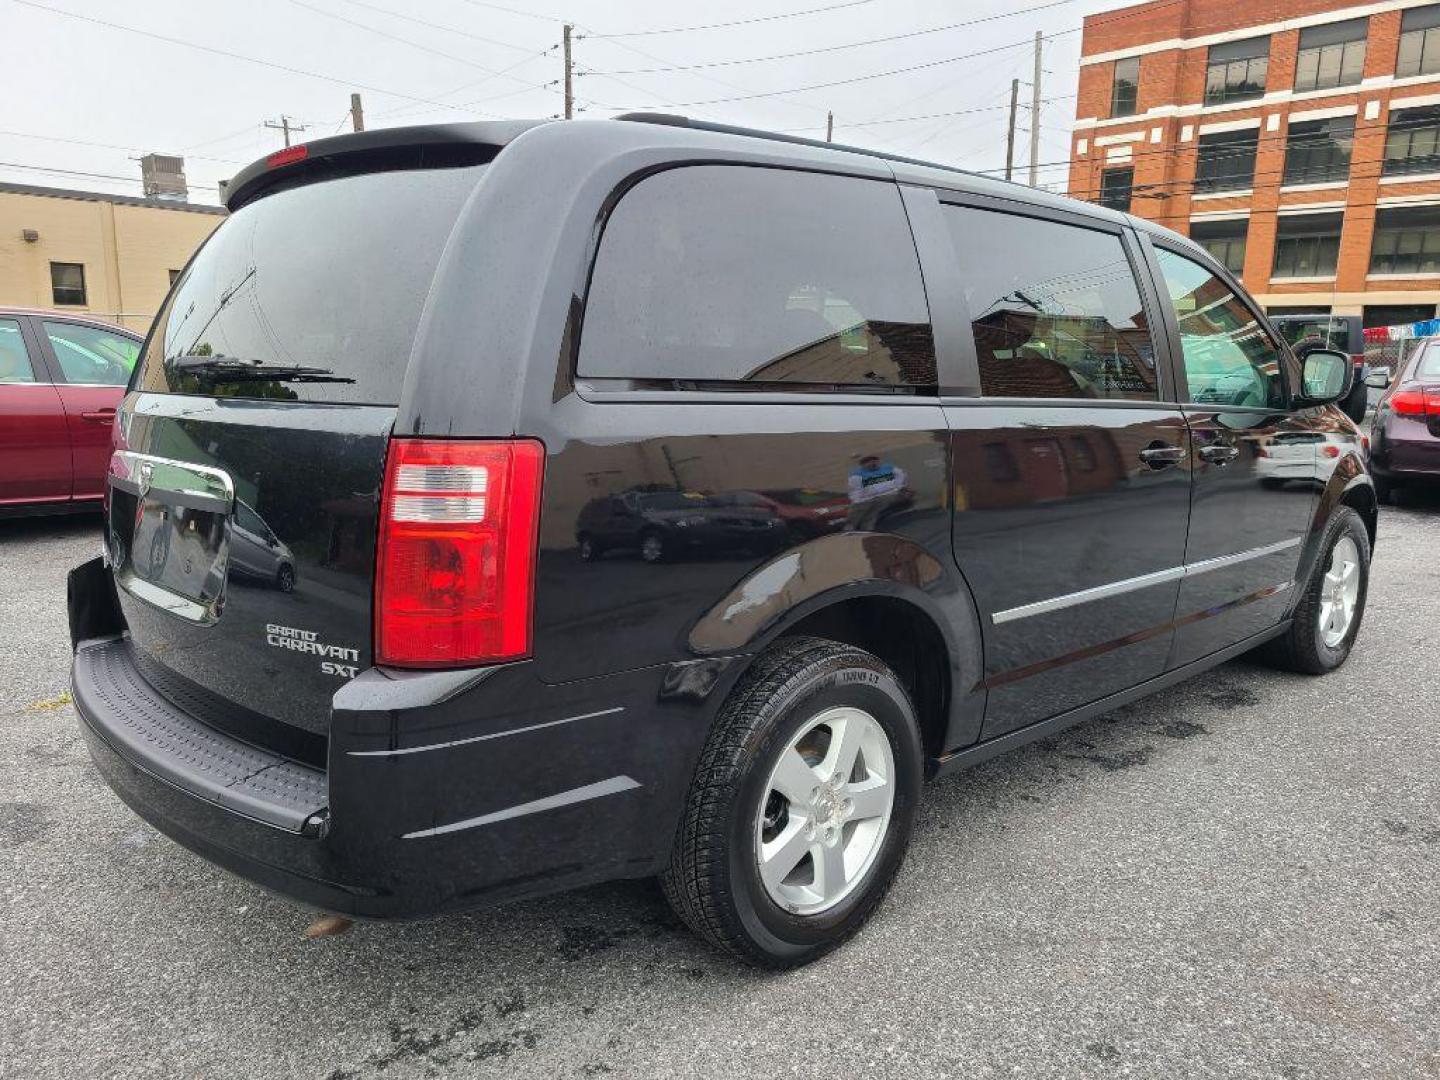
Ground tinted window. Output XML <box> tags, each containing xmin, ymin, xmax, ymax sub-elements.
<box><xmin>43</xmin><ymin>321</ymin><xmax>139</xmax><ymax>385</ymax></box>
<box><xmin>1370</xmin><ymin>205</ymin><xmax>1440</xmax><ymax>274</ymax></box>
<box><xmin>579</xmin><ymin>166</ymin><xmax>935</xmax><ymax>390</ymax></box>
<box><xmin>1398</xmin><ymin>4</ymin><xmax>1440</xmax><ymax>77</ymax></box>
<box><xmin>1196</xmin><ymin>129</ymin><xmax>1259</xmax><ymax>192</ymax></box>
<box><xmin>1383</xmin><ymin>107</ymin><xmax>1440</xmax><ymax>177</ymax></box>
<box><xmin>50</xmin><ymin>262</ymin><xmax>86</xmax><ymax>306</ymax></box>
<box><xmin>1155</xmin><ymin>249</ymin><xmax>1284</xmax><ymax>409</ymax></box>
<box><xmin>944</xmin><ymin>206</ymin><xmax>1158</xmax><ymax>401</ymax></box>
<box><xmin>1205</xmin><ymin>37</ymin><xmax>1269</xmax><ymax>104</ymax></box>
<box><xmin>1099</xmin><ymin>167</ymin><xmax>1133</xmax><ymax>212</ymax></box>
<box><xmin>1272</xmin><ymin>212</ymin><xmax>1343</xmax><ymax>278</ymax></box>
<box><xmin>1283</xmin><ymin>116</ymin><xmax>1354</xmax><ymax>185</ymax></box>
<box><xmin>135</xmin><ymin>165</ymin><xmax>487</xmax><ymax>404</ymax></box>
<box><xmin>1111</xmin><ymin>57</ymin><xmax>1140</xmax><ymax>118</ymax></box>
<box><xmin>1190</xmin><ymin>218</ymin><xmax>1248</xmax><ymax>275</ymax></box>
<box><xmin>1294</xmin><ymin>19</ymin><xmax>1367</xmax><ymax>92</ymax></box>
<box><xmin>0</xmin><ymin>319</ymin><xmax>38</xmax><ymax>383</ymax></box>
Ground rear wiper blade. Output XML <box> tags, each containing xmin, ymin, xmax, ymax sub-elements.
<box><xmin>167</xmin><ymin>354</ymin><xmax>356</xmax><ymax>385</ymax></box>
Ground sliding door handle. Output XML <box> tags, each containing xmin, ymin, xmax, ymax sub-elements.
<box><xmin>1199</xmin><ymin>443</ymin><xmax>1239</xmax><ymax>465</ymax></box>
<box><xmin>1139</xmin><ymin>442</ymin><xmax>1185</xmax><ymax>469</ymax></box>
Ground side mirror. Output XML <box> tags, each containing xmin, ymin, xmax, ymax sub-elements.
<box><xmin>1365</xmin><ymin>368</ymin><xmax>1392</xmax><ymax>389</ymax></box>
<box><xmin>1299</xmin><ymin>348</ymin><xmax>1349</xmax><ymax>405</ymax></box>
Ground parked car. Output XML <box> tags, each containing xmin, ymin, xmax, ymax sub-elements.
<box><xmin>1367</xmin><ymin>340</ymin><xmax>1440</xmax><ymax>501</ymax></box>
<box><xmin>1268</xmin><ymin>313</ymin><xmax>1368</xmax><ymax>423</ymax></box>
<box><xmin>68</xmin><ymin>118</ymin><xmax>1376</xmax><ymax>969</ymax></box>
<box><xmin>0</xmin><ymin>308</ymin><xmax>140</xmax><ymax>516</ymax></box>
<box><xmin>576</xmin><ymin>488</ymin><xmax>786</xmax><ymax>562</ymax></box>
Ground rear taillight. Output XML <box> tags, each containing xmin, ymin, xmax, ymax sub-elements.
<box><xmin>1389</xmin><ymin>390</ymin><xmax>1440</xmax><ymax>416</ymax></box>
<box><xmin>375</xmin><ymin>438</ymin><xmax>544</xmax><ymax>668</ymax></box>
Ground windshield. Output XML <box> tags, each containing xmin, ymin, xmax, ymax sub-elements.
<box><xmin>134</xmin><ymin>165</ymin><xmax>486</xmax><ymax>405</ymax></box>
<box><xmin>1273</xmin><ymin>317</ymin><xmax>1353</xmax><ymax>353</ymax></box>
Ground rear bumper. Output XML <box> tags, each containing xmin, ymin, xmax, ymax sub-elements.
<box><xmin>70</xmin><ymin>571</ymin><xmax>739</xmax><ymax>919</ymax></box>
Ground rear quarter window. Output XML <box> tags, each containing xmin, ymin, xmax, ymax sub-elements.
<box><xmin>578</xmin><ymin>165</ymin><xmax>936</xmax><ymax>391</ymax></box>
<box><xmin>135</xmin><ymin>165</ymin><xmax>486</xmax><ymax>405</ymax></box>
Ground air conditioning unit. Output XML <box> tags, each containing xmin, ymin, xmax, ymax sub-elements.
<box><xmin>140</xmin><ymin>154</ymin><xmax>188</xmax><ymax>202</ymax></box>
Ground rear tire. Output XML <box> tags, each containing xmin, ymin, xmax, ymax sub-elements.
<box><xmin>661</xmin><ymin>636</ymin><xmax>923</xmax><ymax>968</ymax></box>
<box><xmin>1253</xmin><ymin>507</ymin><xmax>1370</xmax><ymax>675</ymax></box>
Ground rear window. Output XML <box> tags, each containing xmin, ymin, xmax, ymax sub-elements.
<box><xmin>135</xmin><ymin>165</ymin><xmax>486</xmax><ymax>405</ymax></box>
<box><xmin>1416</xmin><ymin>346</ymin><xmax>1440</xmax><ymax>379</ymax></box>
<box><xmin>1272</xmin><ymin>316</ymin><xmax>1354</xmax><ymax>353</ymax></box>
<box><xmin>578</xmin><ymin>165</ymin><xmax>936</xmax><ymax>391</ymax></box>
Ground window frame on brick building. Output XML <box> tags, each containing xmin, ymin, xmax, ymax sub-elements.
<box><xmin>1110</xmin><ymin>56</ymin><xmax>1140</xmax><ymax>118</ymax></box>
<box><xmin>1383</xmin><ymin>106</ymin><xmax>1440</xmax><ymax>177</ymax></box>
<box><xmin>1271</xmin><ymin>212</ymin><xmax>1344</xmax><ymax>280</ymax></box>
<box><xmin>1283</xmin><ymin>115</ymin><xmax>1355</xmax><ymax>186</ymax></box>
<box><xmin>1397</xmin><ymin>4</ymin><xmax>1440</xmax><ymax>79</ymax></box>
<box><xmin>1099</xmin><ymin>166</ymin><xmax>1135</xmax><ymax>211</ymax></box>
<box><xmin>1189</xmin><ymin>218</ymin><xmax>1249</xmax><ymax>276</ymax></box>
<box><xmin>1195</xmin><ymin>127</ymin><xmax>1260</xmax><ymax>193</ymax></box>
<box><xmin>1369</xmin><ymin>205</ymin><xmax>1440</xmax><ymax>276</ymax></box>
<box><xmin>1294</xmin><ymin>18</ymin><xmax>1368</xmax><ymax>93</ymax></box>
<box><xmin>1204</xmin><ymin>36</ymin><xmax>1270</xmax><ymax>106</ymax></box>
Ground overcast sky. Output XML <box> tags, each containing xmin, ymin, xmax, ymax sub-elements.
<box><xmin>0</xmin><ymin>0</ymin><xmax>1131</xmax><ymax>205</ymax></box>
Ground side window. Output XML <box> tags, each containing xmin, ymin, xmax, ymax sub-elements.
<box><xmin>942</xmin><ymin>205</ymin><xmax>1159</xmax><ymax>401</ymax></box>
<box><xmin>42</xmin><ymin>321</ymin><xmax>139</xmax><ymax>386</ymax></box>
<box><xmin>578</xmin><ymin>165</ymin><xmax>936</xmax><ymax>390</ymax></box>
<box><xmin>0</xmin><ymin>319</ymin><xmax>39</xmax><ymax>383</ymax></box>
<box><xmin>1154</xmin><ymin>248</ymin><xmax>1285</xmax><ymax>410</ymax></box>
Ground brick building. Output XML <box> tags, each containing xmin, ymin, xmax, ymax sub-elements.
<box><xmin>1068</xmin><ymin>0</ymin><xmax>1440</xmax><ymax>326</ymax></box>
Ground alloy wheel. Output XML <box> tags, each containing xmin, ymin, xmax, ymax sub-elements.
<box><xmin>1318</xmin><ymin>535</ymin><xmax>1361</xmax><ymax>648</ymax></box>
<box><xmin>754</xmin><ymin>706</ymin><xmax>895</xmax><ymax>916</ymax></box>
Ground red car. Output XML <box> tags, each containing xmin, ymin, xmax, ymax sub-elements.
<box><xmin>1369</xmin><ymin>338</ymin><xmax>1440</xmax><ymax>502</ymax></box>
<box><xmin>0</xmin><ymin>308</ymin><xmax>141</xmax><ymax>516</ymax></box>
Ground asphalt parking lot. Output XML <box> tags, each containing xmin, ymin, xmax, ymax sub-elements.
<box><xmin>2</xmin><ymin>496</ymin><xmax>1438</xmax><ymax>1080</ymax></box>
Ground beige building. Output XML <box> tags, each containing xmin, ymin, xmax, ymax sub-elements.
<box><xmin>0</xmin><ymin>181</ymin><xmax>224</xmax><ymax>332</ymax></box>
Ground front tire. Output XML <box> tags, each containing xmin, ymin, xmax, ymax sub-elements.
<box><xmin>1254</xmin><ymin>507</ymin><xmax>1370</xmax><ymax>675</ymax></box>
<box><xmin>661</xmin><ymin>636</ymin><xmax>923</xmax><ymax>968</ymax></box>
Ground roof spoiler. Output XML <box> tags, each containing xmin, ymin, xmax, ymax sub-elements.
<box><xmin>222</xmin><ymin>120</ymin><xmax>547</xmax><ymax>211</ymax></box>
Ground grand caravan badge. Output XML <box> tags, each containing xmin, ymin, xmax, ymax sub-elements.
<box><xmin>266</xmin><ymin>623</ymin><xmax>360</xmax><ymax>679</ymax></box>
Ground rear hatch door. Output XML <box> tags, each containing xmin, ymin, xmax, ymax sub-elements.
<box><xmin>109</xmin><ymin>159</ymin><xmax>488</xmax><ymax>756</ymax></box>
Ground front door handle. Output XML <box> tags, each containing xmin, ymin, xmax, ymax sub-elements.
<box><xmin>81</xmin><ymin>409</ymin><xmax>116</xmax><ymax>424</ymax></box>
<box><xmin>1139</xmin><ymin>442</ymin><xmax>1185</xmax><ymax>469</ymax></box>
<box><xmin>1199</xmin><ymin>443</ymin><xmax>1239</xmax><ymax>465</ymax></box>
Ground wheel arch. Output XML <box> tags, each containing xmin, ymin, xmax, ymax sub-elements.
<box><xmin>1294</xmin><ymin>455</ymin><xmax>1376</xmax><ymax>602</ymax></box>
<box><xmin>687</xmin><ymin>532</ymin><xmax>986</xmax><ymax>763</ymax></box>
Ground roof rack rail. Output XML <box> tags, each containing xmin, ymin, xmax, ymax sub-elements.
<box><xmin>614</xmin><ymin>111</ymin><xmax>1002</xmax><ymax>185</ymax></box>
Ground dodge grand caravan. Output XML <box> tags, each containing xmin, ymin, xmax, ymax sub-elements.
<box><xmin>68</xmin><ymin>116</ymin><xmax>1376</xmax><ymax>968</ymax></box>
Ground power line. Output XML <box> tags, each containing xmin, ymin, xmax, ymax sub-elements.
<box><xmin>0</xmin><ymin>129</ymin><xmax>246</xmax><ymax>165</ymax></box>
<box><xmin>282</xmin><ymin>0</ymin><xmax>554</xmax><ymax>92</ymax></box>
<box><xmin>450</xmin><ymin>0</ymin><xmax>565</xmax><ymax>25</ymax></box>
<box><xmin>8</xmin><ymin>0</ymin><xmax>510</xmax><ymax>118</ymax></box>
<box><xmin>585</xmin><ymin>0</ymin><xmax>878</xmax><ymax>39</ymax></box>
<box><xmin>776</xmin><ymin>96</ymin><xmax>1077</xmax><ymax>133</ymax></box>
<box><xmin>0</xmin><ymin>159</ymin><xmax>220</xmax><ymax>192</ymax></box>
<box><xmin>582</xmin><ymin>0</ymin><xmax>1078</xmax><ymax>74</ymax></box>
<box><xmin>602</xmin><ymin>34</ymin><xmax>1070</xmax><ymax>109</ymax></box>
<box><xmin>331</xmin><ymin>0</ymin><xmax>541</xmax><ymax>56</ymax></box>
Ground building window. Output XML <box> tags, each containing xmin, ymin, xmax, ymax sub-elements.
<box><xmin>1397</xmin><ymin>4</ymin><xmax>1440</xmax><ymax>78</ymax></box>
<box><xmin>1190</xmin><ymin>219</ymin><xmax>1248</xmax><ymax>275</ymax></box>
<box><xmin>1272</xmin><ymin>212</ymin><xmax>1343</xmax><ymax>278</ymax></box>
<box><xmin>1267</xmin><ymin>306</ymin><xmax>1332</xmax><ymax>317</ymax></box>
<box><xmin>1363</xmin><ymin>303</ymin><xmax>1436</xmax><ymax>328</ymax></box>
<box><xmin>50</xmin><ymin>262</ymin><xmax>86</xmax><ymax>306</ymax></box>
<box><xmin>1099</xmin><ymin>167</ymin><xmax>1134</xmax><ymax>211</ymax></box>
<box><xmin>1283</xmin><ymin>116</ymin><xmax>1354</xmax><ymax>185</ymax></box>
<box><xmin>1294</xmin><ymin>19</ymin><xmax>1367</xmax><ymax>92</ymax></box>
<box><xmin>1195</xmin><ymin>128</ymin><xmax>1258</xmax><ymax>192</ymax></box>
<box><xmin>1204</xmin><ymin>37</ymin><xmax>1269</xmax><ymax>105</ymax></box>
<box><xmin>1370</xmin><ymin>205</ymin><xmax>1440</xmax><ymax>275</ymax></box>
<box><xmin>1111</xmin><ymin>56</ymin><xmax>1140</xmax><ymax>118</ymax></box>
<box><xmin>1383</xmin><ymin>106</ymin><xmax>1440</xmax><ymax>176</ymax></box>
<box><xmin>168</xmin><ymin>269</ymin><xmax>181</xmax><ymax>285</ymax></box>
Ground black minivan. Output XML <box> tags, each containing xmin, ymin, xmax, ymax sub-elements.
<box><xmin>68</xmin><ymin>116</ymin><xmax>1376</xmax><ymax>968</ymax></box>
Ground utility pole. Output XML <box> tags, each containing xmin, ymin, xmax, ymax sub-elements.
<box><xmin>263</xmin><ymin>115</ymin><xmax>307</xmax><ymax>148</ymax></box>
<box><xmin>562</xmin><ymin>23</ymin><xmax>574</xmax><ymax>119</ymax></box>
<box><xmin>350</xmin><ymin>93</ymin><xmax>365</xmax><ymax>132</ymax></box>
<box><xmin>826</xmin><ymin>111</ymin><xmax>834</xmax><ymax>142</ymax></box>
<box><xmin>1029</xmin><ymin>31</ymin><xmax>1043</xmax><ymax>187</ymax></box>
<box><xmin>1005</xmin><ymin>78</ymin><xmax>1020</xmax><ymax>182</ymax></box>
